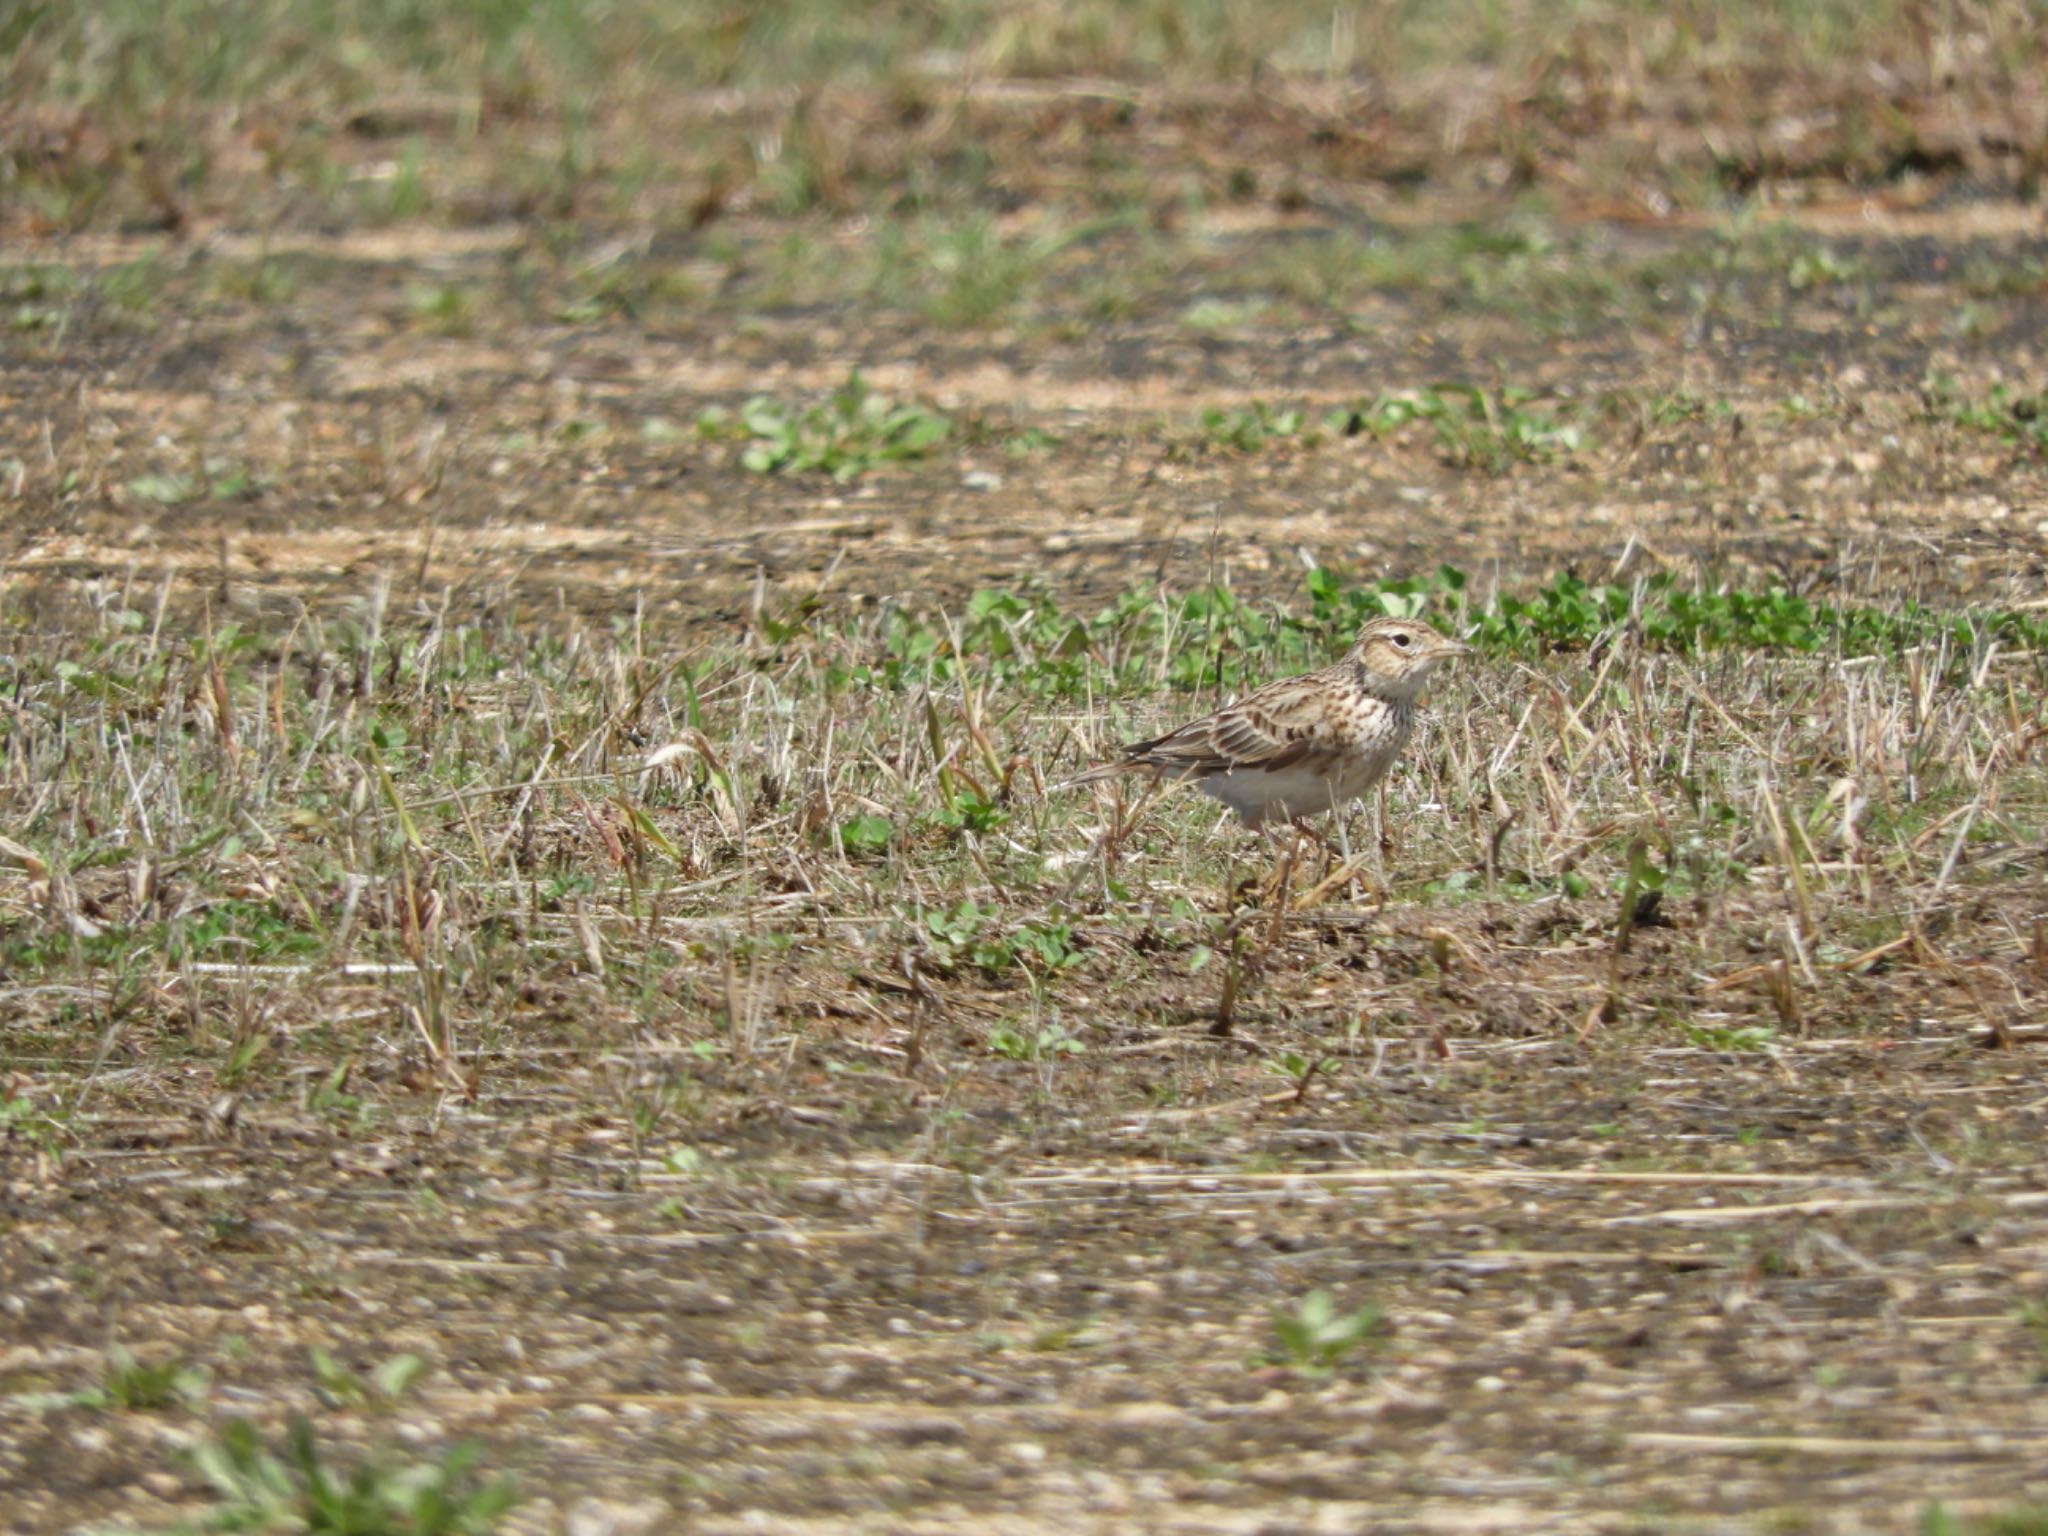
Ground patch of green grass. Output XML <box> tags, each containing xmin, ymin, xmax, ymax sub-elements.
<box><xmin>181</xmin><ymin>1416</ymin><xmax>518</xmax><ymax>1535</ymax></box>
<box><xmin>556</xmin><ymin>255</ymin><xmax>697</xmax><ymax>325</ymax></box>
<box><xmin>1925</xmin><ymin>374</ymin><xmax>2048</xmax><ymax>456</ymax></box>
<box><xmin>914</xmin><ymin>216</ymin><xmax>1048</xmax><ymax>328</ymax></box>
<box><xmin>6</xmin><ymin>1346</ymin><xmax>207</xmax><ymax>1415</ymax></box>
<box><xmin>1247</xmin><ymin>221</ymin><xmax>1673</xmax><ymax>335</ymax></box>
<box><xmin>1923</xmin><ymin>1504</ymin><xmax>2048</xmax><ymax>1536</ymax></box>
<box><xmin>1955</xmin><ymin>253</ymin><xmax>2048</xmax><ymax>299</ymax></box>
<box><xmin>207</xmin><ymin>256</ymin><xmax>301</xmax><ymax>305</ymax></box>
<box><xmin>987</xmin><ymin>1022</ymin><xmax>1084</xmax><ymax>1061</ymax></box>
<box><xmin>823</xmin><ymin>563</ymin><xmax>2047</xmax><ymax>708</ymax></box>
<box><xmin>1269</xmin><ymin>1290</ymin><xmax>1384</xmax><ymax>1378</ymax></box>
<box><xmin>1330</xmin><ymin>385</ymin><xmax>1583</xmax><ymax>471</ymax></box>
<box><xmin>1194</xmin><ymin>402</ymin><xmax>1309</xmax><ymax>453</ymax></box>
<box><xmin>127</xmin><ymin>462</ymin><xmax>259</xmax><ymax>507</ymax></box>
<box><xmin>1681</xmin><ymin>1022</ymin><xmax>1778</xmax><ymax>1053</ymax></box>
<box><xmin>2016</xmin><ymin>1296</ymin><xmax>2048</xmax><ymax>1364</ymax></box>
<box><xmin>97</xmin><ymin>1347</ymin><xmax>209</xmax><ymax>1413</ymax></box>
<box><xmin>406</xmin><ymin>281</ymin><xmax>476</xmax><ymax>336</ymax></box>
<box><xmin>2</xmin><ymin>263</ymin><xmax>83</xmax><ymax>335</ymax></box>
<box><xmin>161</xmin><ymin>1348</ymin><xmax>512</xmax><ymax>1531</ymax></box>
<box><xmin>0</xmin><ymin>1082</ymin><xmax>73</xmax><ymax>1162</ymax></box>
<box><xmin>308</xmin><ymin>1348</ymin><xmax>430</xmax><ymax>1412</ymax></box>
<box><xmin>701</xmin><ymin>370</ymin><xmax>950</xmax><ymax>480</ymax></box>
<box><xmin>863</xmin><ymin>213</ymin><xmax>1136</xmax><ymax>328</ymax></box>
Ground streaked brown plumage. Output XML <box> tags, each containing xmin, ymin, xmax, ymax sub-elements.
<box><xmin>1070</xmin><ymin>616</ymin><xmax>1468</xmax><ymax>827</ymax></box>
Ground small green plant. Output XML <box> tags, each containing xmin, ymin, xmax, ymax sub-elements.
<box><xmin>1682</xmin><ymin>1021</ymin><xmax>1777</xmax><ymax>1052</ymax></box>
<box><xmin>2016</xmin><ymin>1296</ymin><xmax>2048</xmax><ymax>1364</ymax></box>
<box><xmin>1786</xmin><ymin>244</ymin><xmax>1859</xmax><ymax>290</ymax></box>
<box><xmin>1197</xmin><ymin>402</ymin><xmax>1308</xmax><ymax>453</ymax></box>
<box><xmin>987</xmin><ymin>1023</ymin><xmax>1083</xmax><ymax>1061</ymax></box>
<box><xmin>932</xmin><ymin>784</ymin><xmax>1005</xmax><ymax>835</ymax></box>
<box><xmin>703</xmin><ymin>371</ymin><xmax>949</xmax><ymax>480</ymax></box>
<box><xmin>406</xmin><ymin>282</ymin><xmax>475</xmax><ymax>337</ymax></box>
<box><xmin>0</xmin><ymin>1081</ymin><xmax>70</xmax><ymax>1161</ymax></box>
<box><xmin>1925</xmin><ymin>374</ymin><xmax>2048</xmax><ymax>456</ymax></box>
<box><xmin>1922</xmin><ymin>1503</ymin><xmax>2048</xmax><ymax>1536</ymax></box>
<box><xmin>1270</xmin><ymin>1289</ymin><xmax>1384</xmax><ymax>1378</ymax></box>
<box><xmin>97</xmin><ymin>1346</ymin><xmax>208</xmax><ymax>1412</ymax></box>
<box><xmin>308</xmin><ymin>1347</ymin><xmax>431</xmax><ymax>1411</ymax></box>
<box><xmin>184</xmin><ymin>1416</ymin><xmax>518</xmax><ymax>1535</ymax></box>
<box><xmin>375</xmin><ymin>139</ymin><xmax>431</xmax><ymax>220</ymax></box>
<box><xmin>10</xmin><ymin>1346</ymin><xmax>207</xmax><ymax>1414</ymax></box>
<box><xmin>1329</xmin><ymin>385</ymin><xmax>1581</xmax><ymax>471</ymax></box>
<box><xmin>126</xmin><ymin>463</ymin><xmax>255</xmax><ymax>507</ymax></box>
<box><xmin>836</xmin><ymin>813</ymin><xmax>893</xmax><ymax>857</ymax></box>
<box><xmin>924</xmin><ymin>900</ymin><xmax>1007</xmax><ymax>972</ymax></box>
<box><xmin>1011</xmin><ymin>920</ymin><xmax>1084</xmax><ymax>975</ymax></box>
<box><xmin>1264</xmin><ymin>1050</ymin><xmax>1329</xmax><ymax>1100</ymax></box>
<box><xmin>918</xmin><ymin>216</ymin><xmax>1042</xmax><ymax>327</ymax></box>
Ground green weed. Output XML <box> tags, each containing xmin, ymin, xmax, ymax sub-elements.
<box><xmin>701</xmin><ymin>371</ymin><xmax>950</xmax><ymax>480</ymax></box>
<box><xmin>1196</xmin><ymin>402</ymin><xmax>1309</xmax><ymax>453</ymax></box>
<box><xmin>182</xmin><ymin>1417</ymin><xmax>518</xmax><ymax>1535</ymax></box>
<box><xmin>9</xmin><ymin>1346</ymin><xmax>206</xmax><ymax>1415</ymax></box>
<box><xmin>1269</xmin><ymin>1290</ymin><xmax>1384</xmax><ymax>1377</ymax></box>
<box><xmin>987</xmin><ymin>1022</ymin><xmax>1083</xmax><ymax>1061</ymax></box>
<box><xmin>1329</xmin><ymin>385</ymin><xmax>1583</xmax><ymax>471</ymax></box>
<box><xmin>1922</xmin><ymin>1504</ymin><xmax>2048</xmax><ymax>1536</ymax></box>
<box><xmin>0</xmin><ymin>1082</ymin><xmax>71</xmax><ymax>1162</ymax></box>
<box><xmin>1925</xmin><ymin>375</ymin><xmax>2048</xmax><ymax>456</ymax></box>
<box><xmin>307</xmin><ymin>1348</ymin><xmax>431</xmax><ymax>1412</ymax></box>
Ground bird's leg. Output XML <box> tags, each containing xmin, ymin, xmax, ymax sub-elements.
<box><xmin>1289</xmin><ymin>815</ymin><xmax>1374</xmax><ymax>908</ymax></box>
<box><xmin>1288</xmin><ymin>816</ymin><xmax>1349</xmax><ymax>884</ymax></box>
<box><xmin>1261</xmin><ymin>821</ymin><xmax>1309</xmax><ymax>932</ymax></box>
<box><xmin>1367</xmin><ymin>785</ymin><xmax>1390</xmax><ymax>895</ymax></box>
<box><xmin>1248</xmin><ymin>820</ymin><xmax>1298</xmax><ymax>912</ymax></box>
<box><xmin>1294</xmin><ymin>819</ymin><xmax>1343</xmax><ymax>868</ymax></box>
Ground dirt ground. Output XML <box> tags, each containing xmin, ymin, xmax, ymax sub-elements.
<box><xmin>4</xmin><ymin>74</ymin><xmax>2048</xmax><ymax>1536</ymax></box>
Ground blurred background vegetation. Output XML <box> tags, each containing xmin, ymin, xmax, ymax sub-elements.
<box><xmin>6</xmin><ymin>0</ymin><xmax>2045</xmax><ymax>238</ymax></box>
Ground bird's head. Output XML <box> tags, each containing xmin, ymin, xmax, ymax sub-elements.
<box><xmin>1348</xmin><ymin>616</ymin><xmax>1470</xmax><ymax>698</ymax></box>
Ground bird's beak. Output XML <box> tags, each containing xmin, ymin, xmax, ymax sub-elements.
<box><xmin>1438</xmin><ymin>636</ymin><xmax>1472</xmax><ymax>657</ymax></box>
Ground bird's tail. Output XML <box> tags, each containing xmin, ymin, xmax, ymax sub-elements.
<box><xmin>1058</xmin><ymin>761</ymin><xmax>1134</xmax><ymax>792</ymax></box>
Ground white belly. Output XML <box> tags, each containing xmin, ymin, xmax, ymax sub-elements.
<box><xmin>1192</xmin><ymin>764</ymin><xmax>1361</xmax><ymax>826</ymax></box>
<box><xmin>1189</xmin><ymin>731</ymin><xmax>1405</xmax><ymax>827</ymax></box>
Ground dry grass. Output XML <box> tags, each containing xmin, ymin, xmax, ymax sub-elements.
<box><xmin>2</xmin><ymin>551</ymin><xmax>2045</xmax><ymax>1531</ymax></box>
<box><xmin>4</xmin><ymin>5</ymin><xmax>2048</xmax><ymax>1534</ymax></box>
<box><xmin>7</xmin><ymin>0</ymin><xmax>2048</xmax><ymax>237</ymax></box>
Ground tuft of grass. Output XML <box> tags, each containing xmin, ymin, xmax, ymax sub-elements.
<box><xmin>1269</xmin><ymin>1290</ymin><xmax>1385</xmax><ymax>1378</ymax></box>
<box><xmin>701</xmin><ymin>370</ymin><xmax>950</xmax><ymax>480</ymax></box>
<box><xmin>182</xmin><ymin>1417</ymin><xmax>518</xmax><ymax>1536</ymax></box>
<box><xmin>2016</xmin><ymin>1297</ymin><xmax>2048</xmax><ymax>1366</ymax></box>
<box><xmin>405</xmin><ymin>282</ymin><xmax>476</xmax><ymax>337</ymax></box>
<box><xmin>1924</xmin><ymin>375</ymin><xmax>2048</xmax><ymax>457</ymax></box>
<box><xmin>1329</xmin><ymin>385</ymin><xmax>1583</xmax><ymax>472</ymax></box>
<box><xmin>308</xmin><ymin>1348</ymin><xmax>432</xmax><ymax>1412</ymax></box>
<box><xmin>8</xmin><ymin>1346</ymin><xmax>207</xmax><ymax>1415</ymax></box>
<box><xmin>1923</xmin><ymin>1505</ymin><xmax>2048</xmax><ymax>1536</ymax></box>
<box><xmin>822</xmin><ymin>564</ymin><xmax>2047</xmax><ymax>707</ymax></box>
<box><xmin>98</xmin><ymin>1347</ymin><xmax>209</xmax><ymax>1413</ymax></box>
<box><xmin>1194</xmin><ymin>402</ymin><xmax>1309</xmax><ymax>454</ymax></box>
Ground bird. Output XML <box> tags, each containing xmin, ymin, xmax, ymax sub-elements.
<box><xmin>1069</xmin><ymin>616</ymin><xmax>1468</xmax><ymax>831</ymax></box>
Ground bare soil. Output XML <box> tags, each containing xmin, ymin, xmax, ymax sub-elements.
<box><xmin>3</xmin><ymin>90</ymin><xmax>2048</xmax><ymax>1536</ymax></box>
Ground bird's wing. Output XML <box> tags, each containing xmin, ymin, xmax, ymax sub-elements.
<box><xmin>1121</xmin><ymin>672</ymin><xmax>1338</xmax><ymax>777</ymax></box>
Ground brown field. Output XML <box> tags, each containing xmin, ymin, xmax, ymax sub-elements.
<box><xmin>3</xmin><ymin>6</ymin><xmax>2048</xmax><ymax>1534</ymax></box>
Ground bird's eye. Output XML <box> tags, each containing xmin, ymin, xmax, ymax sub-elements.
<box><xmin>1391</xmin><ymin>632</ymin><xmax>1411</xmax><ymax>648</ymax></box>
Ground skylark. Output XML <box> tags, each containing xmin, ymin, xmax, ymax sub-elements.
<box><xmin>1071</xmin><ymin>616</ymin><xmax>1468</xmax><ymax>828</ymax></box>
